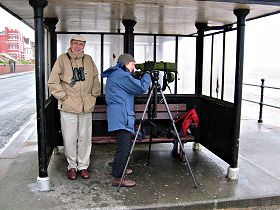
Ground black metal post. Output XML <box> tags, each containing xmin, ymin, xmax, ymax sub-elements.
<box><xmin>29</xmin><ymin>0</ymin><xmax>48</xmax><ymax>178</ymax></box>
<box><xmin>153</xmin><ymin>35</ymin><xmax>157</xmax><ymax>62</ymax></box>
<box><xmin>195</xmin><ymin>23</ymin><xmax>207</xmax><ymax>96</ymax></box>
<box><xmin>122</xmin><ymin>19</ymin><xmax>137</xmax><ymax>56</ymax></box>
<box><xmin>221</xmin><ymin>31</ymin><xmax>226</xmax><ymax>100</ymax></box>
<box><xmin>210</xmin><ymin>35</ymin><xmax>214</xmax><ymax>97</ymax></box>
<box><xmin>44</xmin><ymin>18</ymin><xmax>59</xmax><ymax>68</ymax></box>
<box><xmin>101</xmin><ymin>34</ymin><xmax>104</xmax><ymax>94</ymax></box>
<box><xmin>231</xmin><ymin>9</ymin><xmax>250</xmax><ymax>169</ymax></box>
<box><xmin>175</xmin><ymin>36</ymin><xmax>178</xmax><ymax>94</ymax></box>
<box><xmin>258</xmin><ymin>78</ymin><xmax>265</xmax><ymax>123</ymax></box>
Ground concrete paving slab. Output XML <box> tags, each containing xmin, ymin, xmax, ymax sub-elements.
<box><xmin>1</xmin><ymin>115</ymin><xmax>280</xmax><ymax>209</ymax></box>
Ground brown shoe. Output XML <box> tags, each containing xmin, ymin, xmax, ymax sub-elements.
<box><xmin>126</xmin><ymin>169</ymin><xmax>132</xmax><ymax>175</ymax></box>
<box><xmin>80</xmin><ymin>169</ymin><xmax>90</xmax><ymax>179</ymax></box>
<box><xmin>67</xmin><ymin>168</ymin><xmax>77</xmax><ymax>180</ymax></box>
<box><xmin>112</xmin><ymin>178</ymin><xmax>136</xmax><ymax>187</ymax></box>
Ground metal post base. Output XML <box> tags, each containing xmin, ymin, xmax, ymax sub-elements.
<box><xmin>53</xmin><ymin>146</ymin><xmax>64</xmax><ymax>155</ymax></box>
<box><xmin>37</xmin><ymin>176</ymin><xmax>51</xmax><ymax>191</ymax></box>
<box><xmin>193</xmin><ymin>143</ymin><xmax>201</xmax><ymax>151</ymax></box>
<box><xmin>227</xmin><ymin>167</ymin><xmax>239</xmax><ymax>180</ymax></box>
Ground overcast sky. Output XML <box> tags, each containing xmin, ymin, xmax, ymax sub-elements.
<box><xmin>245</xmin><ymin>13</ymin><xmax>280</xmax><ymax>70</ymax></box>
<box><xmin>0</xmin><ymin>7</ymin><xmax>34</xmax><ymax>40</ymax></box>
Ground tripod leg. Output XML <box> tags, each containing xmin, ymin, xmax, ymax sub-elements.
<box><xmin>117</xmin><ymin>84</ymin><xmax>155</xmax><ymax>192</ymax></box>
<box><xmin>147</xmin><ymin>130</ymin><xmax>152</xmax><ymax>166</ymax></box>
<box><xmin>158</xmin><ymin>88</ymin><xmax>198</xmax><ymax>188</ymax></box>
<box><xmin>147</xmin><ymin>84</ymin><xmax>158</xmax><ymax>166</ymax></box>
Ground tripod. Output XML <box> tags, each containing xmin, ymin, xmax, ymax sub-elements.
<box><xmin>117</xmin><ymin>71</ymin><xmax>198</xmax><ymax>192</ymax></box>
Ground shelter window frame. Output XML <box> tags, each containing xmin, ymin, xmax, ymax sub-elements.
<box><xmin>134</xmin><ymin>34</ymin><xmax>196</xmax><ymax>95</ymax></box>
<box><xmin>202</xmin><ymin>28</ymin><xmax>237</xmax><ymax>103</ymax></box>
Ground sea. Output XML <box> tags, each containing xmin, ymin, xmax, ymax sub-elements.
<box><xmin>242</xmin><ymin>67</ymin><xmax>280</xmax><ymax>127</ymax></box>
<box><xmin>241</xmin><ymin>14</ymin><xmax>280</xmax><ymax>127</ymax></box>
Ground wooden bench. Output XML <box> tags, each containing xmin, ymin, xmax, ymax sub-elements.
<box><xmin>92</xmin><ymin>103</ymin><xmax>195</xmax><ymax>144</ymax></box>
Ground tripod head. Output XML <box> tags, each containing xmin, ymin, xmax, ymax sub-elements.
<box><xmin>151</xmin><ymin>70</ymin><xmax>159</xmax><ymax>81</ymax></box>
<box><xmin>150</xmin><ymin>70</ymin><xmax>162</xmax><ymax>93</ymax></box>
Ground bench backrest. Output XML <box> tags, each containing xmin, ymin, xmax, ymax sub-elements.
<box><xmin>91</xmin><ymin>103</ymin><xmax>196</xmax><ymax>143</ymax></box>
<box><xmin>93</xmin><ymin>104</ymin><xmax>187</xmax><ymax>120</ymax></box>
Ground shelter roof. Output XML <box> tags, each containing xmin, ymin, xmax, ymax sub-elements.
<box><xmin>0</xmin><ymin>0</ymin><xmax>279</xmax><ymax>35</ymax></box>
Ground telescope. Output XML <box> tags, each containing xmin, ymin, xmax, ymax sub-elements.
<box><xmin>134</xmin><ymin>61</ymin><xmax>176</xmax><ymax>85</ymax></box>
<box><xmin>135</xmin><ymin>61</ymin><xmax>177</xmax><ymax>73</ymax></box>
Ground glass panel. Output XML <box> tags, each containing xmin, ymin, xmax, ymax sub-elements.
<box><xmin>156</xmin><ymin>36</ymin><xmax>175</xmax><ymax>62</ymax></box>
<box><xmin>212</xmin><ymin>33</ymin><xmax>223</xmax><ymax>99</ymax></box>
<box><xmin>202</xmin><ymin>35</ymin><xmax>212</xmax><ymax>96</ymax></box>
<box><xmin>156</xmin><ymin>36</ymin><xmax>176</xmax><ymax>94</ymax></box>
<box><xmin>103</xmin><ymin>35</ymin><xmax>123</xmax><ymax>70</ymax></box>
<box><xmin>177</xmin><ymin>37</ymin><xmax>196</xmax><ymax>94</ymax></box>
<box><xmin>103</xmin><ymin>35</ymin><xmax>124</xmax><ymax>93</ymax></box>
<box><xmin>134</xmin><ymin>35</ymin><xmax>154</xmax><ymax>63</ymax></box>
<box><xmin>223</xmin><ymin>31</ymin><xmax>236</xmax><ymax>103</ymax></box>
<box><xmin>57</xmin><ymin>34</ymin><xmax>72</xmax><ymax>55</ymax></box>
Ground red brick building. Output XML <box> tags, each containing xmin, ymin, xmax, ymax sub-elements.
<box><xmin>0</xmin><ymin>27</ymin><xmax>25</xmax><ymax>60</ymax></box>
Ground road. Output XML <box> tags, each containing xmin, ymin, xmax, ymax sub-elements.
<box><xmin>0</xmin><ymin>72</ymin><xmax>36</xmax><ymax>149</ymax></box>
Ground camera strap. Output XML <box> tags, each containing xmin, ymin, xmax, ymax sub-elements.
<box><xmin>66</xmin><ymin>52</ymin><xmax>85</xmax><ymax>87</ymax></box>
<box><xmin>66</xmin><ymin>52</ymin><xmax>84</xmax><ymax>87</ymax></box>
<box><xmin>66</xmin><ymin>52</ymin><xmax>85</xmax><ymax>70</ymax></box>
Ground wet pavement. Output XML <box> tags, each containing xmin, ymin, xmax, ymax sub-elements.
<box><xmin>0</xmin><ymin>71</ymin><xmax>35</xmax><ymax>150</ymax></box>
<box><xmin>0</xmin><ymin>104</ymin><xmax>280</xmax><ymax>209</ymax></box>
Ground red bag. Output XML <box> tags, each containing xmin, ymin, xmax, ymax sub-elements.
<box><xmin>175</xmin><ymin>109</ymin><xmax>199</xmax><ymax>137</ymax></box>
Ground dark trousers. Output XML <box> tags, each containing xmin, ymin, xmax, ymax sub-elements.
<box><xmin>112</xmin><ymin>129</ymin><xmax>132</xmax><ymax>178</ymax></box>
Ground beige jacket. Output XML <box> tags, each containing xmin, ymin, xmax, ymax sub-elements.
<box><xmin>48</xmin><ymin>49</ymin><xmax>101</xmax><ymax>113</ymax></box>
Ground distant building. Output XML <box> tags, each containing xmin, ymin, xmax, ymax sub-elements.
<box><xmin>0</xmin><ymin>27</ymin><xmax>34</xmax><ymax>61</ymax></box>
<box><xmin>23</xmin><ymin>37</ymin><xmax>34</xmax><ymax>61</ymax></box>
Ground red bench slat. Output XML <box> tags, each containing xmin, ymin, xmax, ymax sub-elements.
<box><xmin>92</xmin><ymin>135</ymin><xmax>195</xmax><ymax>144</ymax></box>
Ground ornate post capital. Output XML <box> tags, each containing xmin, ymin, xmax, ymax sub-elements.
<box><xmin>29</xmin><ymin>0</ymin><xmax>48</xmax><ymax>8</ymax></box>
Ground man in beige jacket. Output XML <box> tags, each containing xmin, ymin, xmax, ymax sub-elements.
<box><xmin>48</xmin><ymin>34</ymin><xmax>101</xmax><ymax>180</ymax></box>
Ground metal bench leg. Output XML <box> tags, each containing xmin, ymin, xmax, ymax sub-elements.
<box><xmin>179</xmin><ymin>142</ymin><xmax>185</xmax><ymax>161</ymax></box>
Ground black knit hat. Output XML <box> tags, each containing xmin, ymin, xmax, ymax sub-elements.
<box><xmin>117</xmin><ymin>54</ymin><xmax>135</xmax><ymax>65</ymax></box>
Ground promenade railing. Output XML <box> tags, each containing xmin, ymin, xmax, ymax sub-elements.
<box><xmin>243</xmin><ymin>79</ymin><xmax>280</xmax><ymax>123</ymax></box>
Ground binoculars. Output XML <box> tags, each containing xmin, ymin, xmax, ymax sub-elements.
<box><xmin>73</xmin><ymin>67</ymin><xmax>85</xmax><ymax>81</ymax></box>
<box><xmin>70</xmin><ymin>67</ymin><xmax>85</xmax><ymax>87</ymax></box>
